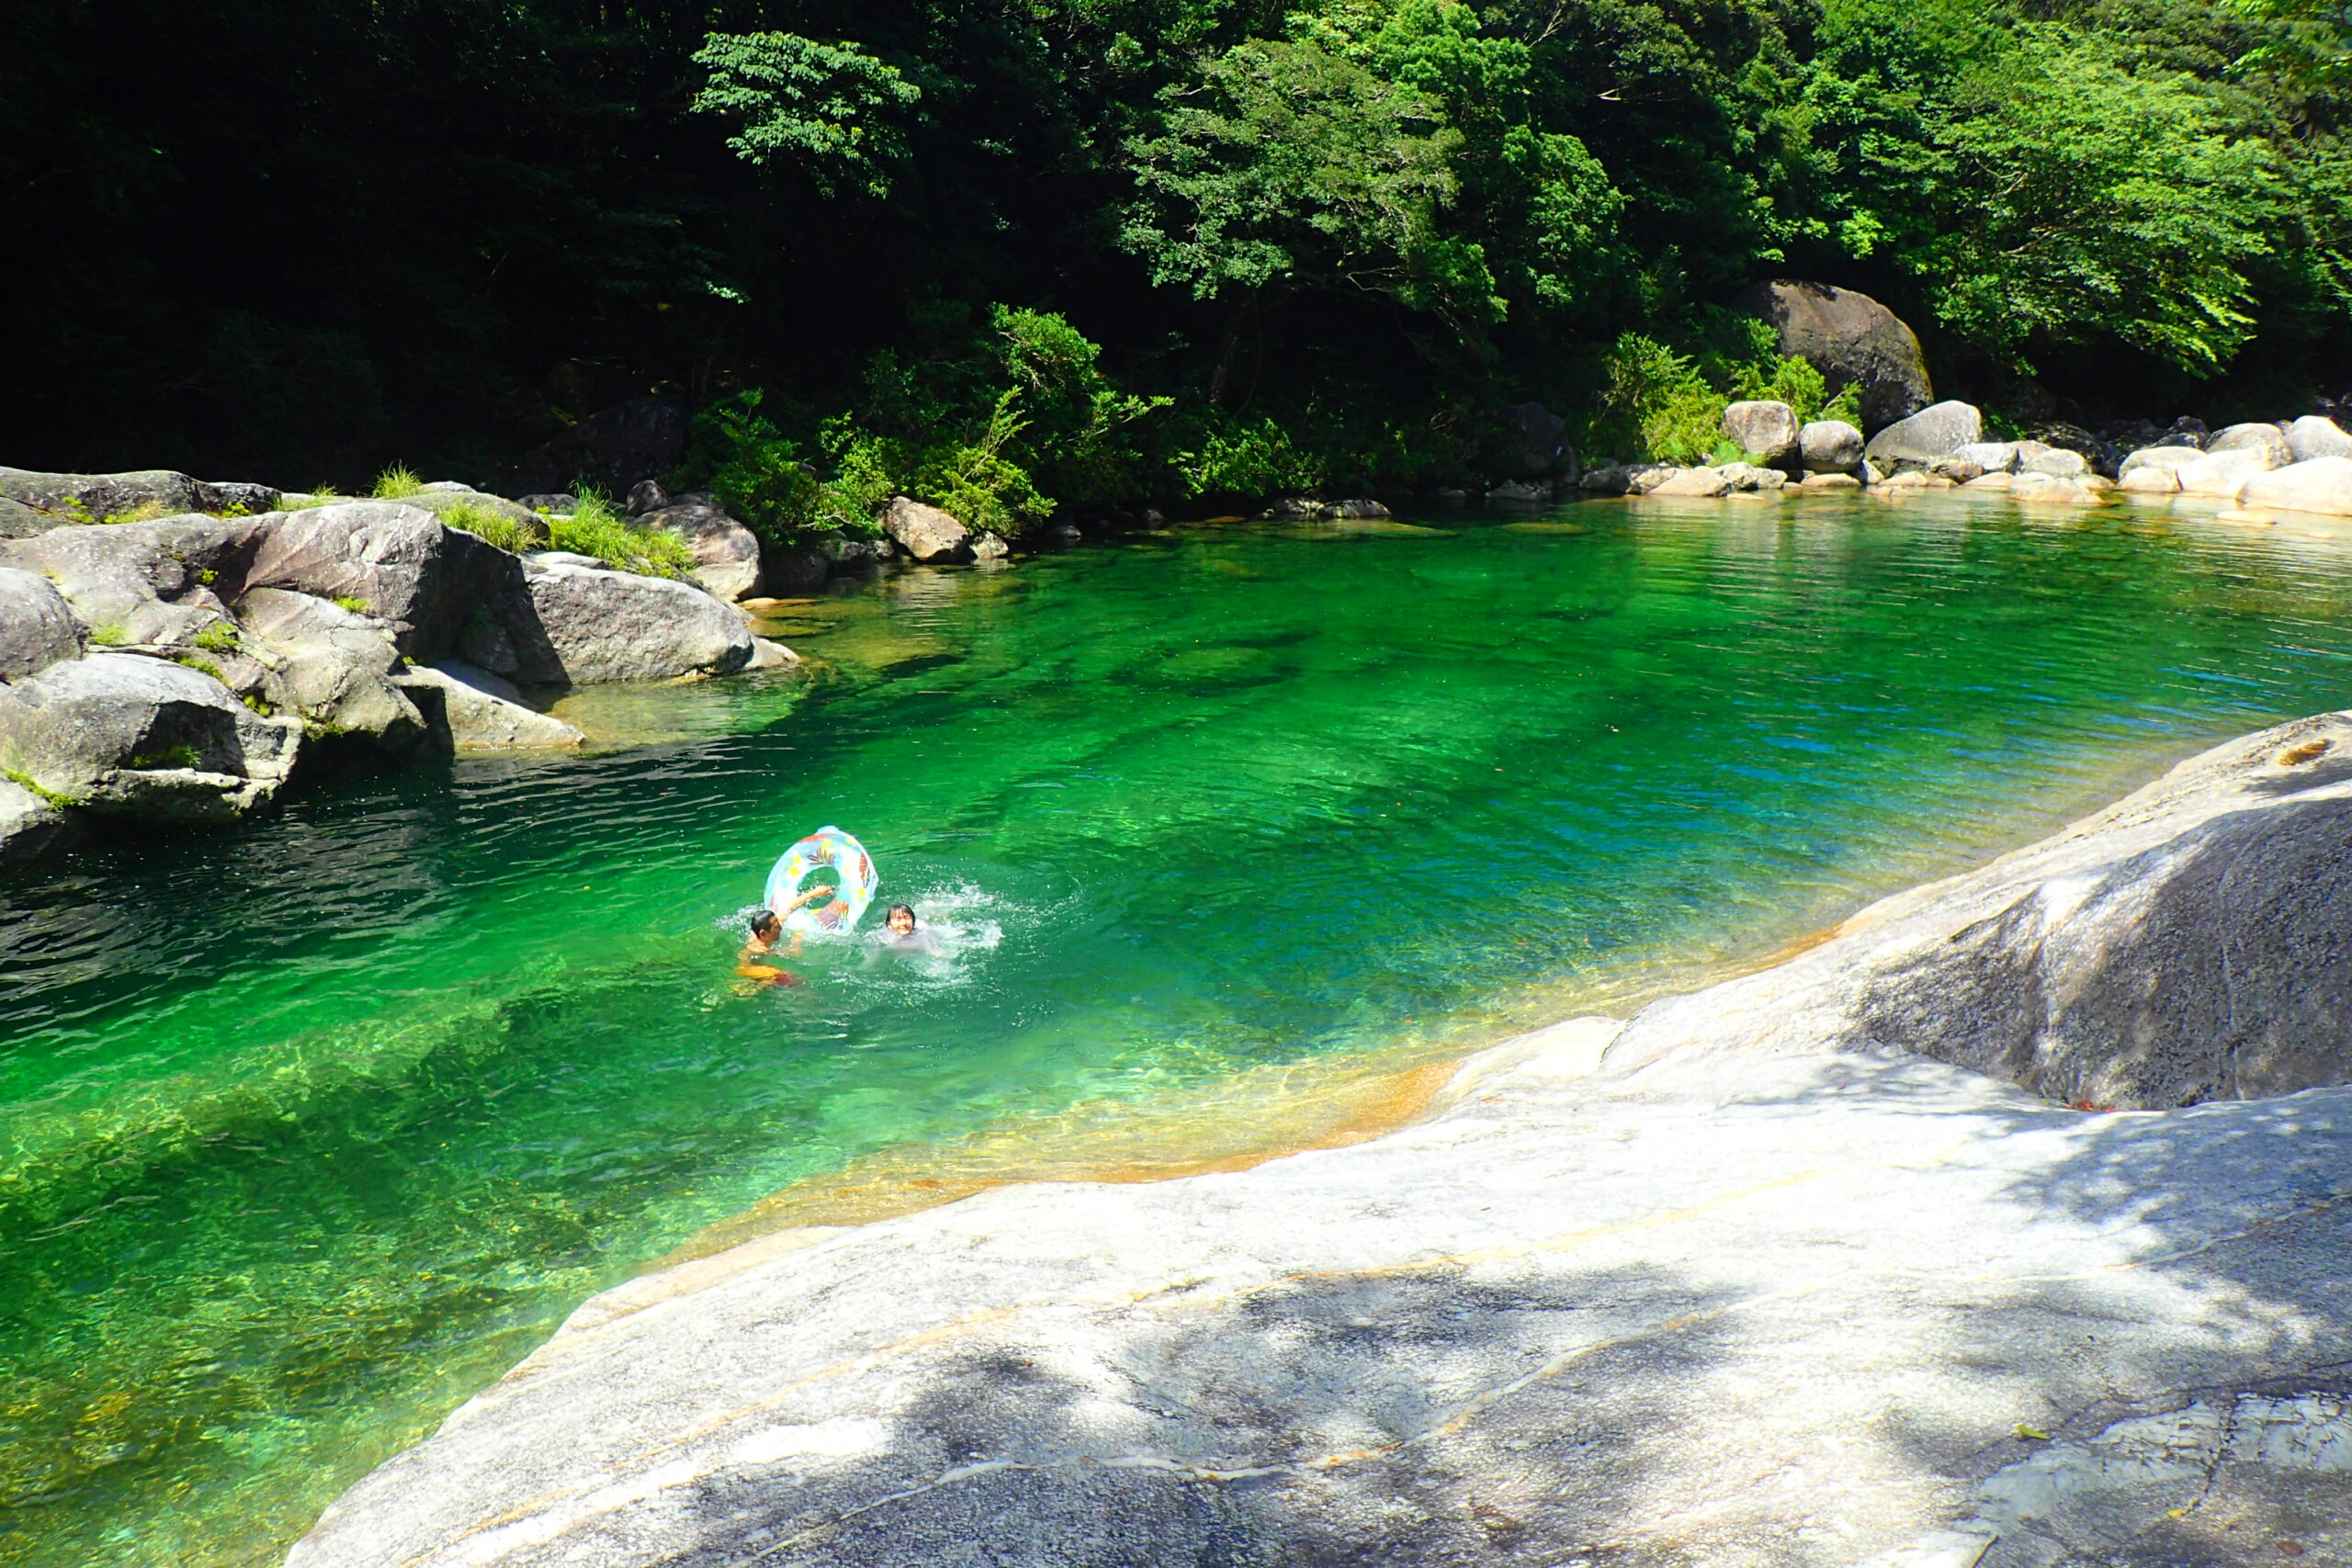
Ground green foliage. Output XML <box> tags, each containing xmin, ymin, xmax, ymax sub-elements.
<box><xmin>441</xmin><ymin>501</ymin><xmax>537</xmax><ymax>554</ymax></box>
<box><xmin>1591</xmin><ymin>336</ymin><xmax>1733</xmax><ymax>466</ymax></box>
<box><xmin>192</xmin><ymin>621</ymin><xmax>239</xmax><ymax>654</ymax></box>
<box><xmin>695</xmin><ymin>391</ymin><xmax>824</xmax><ymax>544</ymax></box>
<box><xmin>331</xmin><ymin>594</ymin><xmax>370</xmax><ymax>614</ymax></box>
<box><xmin>548</xmin><ymin>492</ymin><xmax>698</xmax><ymax>578</ymax></box>
<box><xmin>172</xmin><ymin>654</ymin><xmax>226</xmax><ymax>682</ymax></box>
<box><xmin>89</xmin><ymin>624</ymin><xmax>130</xmax><ymax>647</ymax></box>
<box><xmin>910</xmin><ymin>393</ymin><xmax>1055</xmax><ymax>536</ymax></box>
<box><xmin>1176</xmin><ymin>412</ymin><xmax>1329</xmax><ymax>498</ymax></box>
<box><xmin>129</xmin><ymin>742</ymin><xmax>203</xmax><ymax>770</ymax></box>
<box><xmin>693</xmin><ymin>32</ymin><xmax>922</xmax><ymax>197</ymax></box>
<box><xmin>372</xmin><ymin>466</ymin><xmax>425</xmax><ymax>500</ymax></box>
<box><xmin>1121</xmin><ymin>38</ymin><xmax>1471</xmax><ymax>318</ymax></box>
<box><xmin>100</xmin><ymin>500</ymin><xmax>168</xmax><ymax>525</ymax></box>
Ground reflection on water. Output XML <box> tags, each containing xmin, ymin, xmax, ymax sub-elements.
<box><xmin>5</xmin><ymin>494</ymin><xmax>2352</xmax><ymax>1565</ymax></box>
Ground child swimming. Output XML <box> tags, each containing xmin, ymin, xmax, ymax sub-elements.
<box><xmin>866</xmin><ymin>902</ymin><xmax>944</xmax><ymax>959</ymax></box>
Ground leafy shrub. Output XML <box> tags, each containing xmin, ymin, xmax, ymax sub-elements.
<box><xmin>695</xmin><ymin>390</ymin><xmax>823</xmax><ymax>543</ymax></box>
<box><xmin>910</xmin><ymin>393</ymin><xmax>1054</xmax><ymax>536</ymax></box>
<box><xmin>548</xmin><ymin>491</ymin><xmax>698</xmax><ymax>578</ymax></box>
<box><xmin>1176</xmin><ymin>412</ymin><xmax>1328</xmax><ymax>497</ymax></box>
<box><xmin>442</xmin><ymin>501</ymin><xmax>537</xmax><ymax>555</ymax></box>
<box><xmin>1592</xmin><ymin>335</ymin><xmax>1728</xmax><ymax>466</ymax></box>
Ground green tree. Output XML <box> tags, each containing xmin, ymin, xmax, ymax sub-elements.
<box><xmin>692</xmin><ymin>32</ymin><xmax>923</xmax><ymax>197</ymax></box>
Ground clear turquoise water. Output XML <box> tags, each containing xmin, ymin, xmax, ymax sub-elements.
<box><xmin>6</xmin><ymin>495</ymin><xmax>2352</xmax><ymax>1565</ymax></box>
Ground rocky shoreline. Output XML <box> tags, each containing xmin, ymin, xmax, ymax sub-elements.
<box><xmin>284</xmin><ymin>710</ymin><xmax>2352</xmax><ymax>1568</ymax></box>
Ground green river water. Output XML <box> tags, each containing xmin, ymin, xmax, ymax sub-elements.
<box><xmin>6</xmin><ymin>493</ymin><xmax>2352</xmax><ymax>1565</ymax></box>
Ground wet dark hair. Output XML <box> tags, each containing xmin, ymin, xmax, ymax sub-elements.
<box><xmin>887</xmin><ymin>904</ymin><xmax>916</xmax><ymax>923</ymax></box>
<box><xmin>750</xmin><ymin>908</ymin><xmax>782</xmax><ymax>938</ymax></box>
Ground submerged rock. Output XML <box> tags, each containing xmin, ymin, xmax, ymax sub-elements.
<box><xmin>286</xmin><ymin>710</ymin><xmax>2352</xmax><ymax>1568</ymax></box>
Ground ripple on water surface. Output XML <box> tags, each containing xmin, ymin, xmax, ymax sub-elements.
<box><xmin>4</xmin><ymin>495</ymin><xmax>2352</xmax><ymax>1566</ymax></box>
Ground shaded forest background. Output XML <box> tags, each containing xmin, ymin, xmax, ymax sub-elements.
<box><xmin>5</xmin><ymin>0</ymin><xmax>2347</xmax><ymax>517</ymax></box>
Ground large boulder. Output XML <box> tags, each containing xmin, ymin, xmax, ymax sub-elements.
<box><xmin>0</xmin><ymin>467</ymin><xmax>278</xmax><ymax>522</ymax></box>
<box><xmin>1861</xmin><ymin>400</ymin><xmax>1983</xmax><ymax>469</ymax></box>
<box><xmin>2207</xmin><ymin>422</ymin><xmax>2292</xmax><ymax>466</ymax></box>
<box><xmin>1952</xmin><ymin>441</ymin><xmax>2019</xmax><ymax>473</ymax></box>
<box><xmin>0</xmin><ymin>651</ymin><xmax>300</xmax><ymax>819</ymax></box>
<box><xmin>490</xmin><ymin>397</ymin><xmax>689</xmax><ymax>499</ymax></box>
<box><xmin>1738</xmin><ymin>280</ymin><xmax>1934</xmax><ymax>430</ymax></box>
<box><xmin>1797</xmin><ymin>419</ymin><xmax>1864</xmax><ymax>472</ymax></box>
<box><xmin>0</xmin><ymin>569</ymin><xmax>85</xmax><ymax>680</ymax></box>
<box><xmin>243</xmin><ymin>502</ymin><xmax>518</xmax><ymax>659</ymax></box>
<box><xmin>1500</xmin><ymin>401</ymin><xmax>1569</xmax><ymax>479</ymax></box>
<box><xmin>2020</xmin><ymin>446</ymin><xmax>2088</xmax><ymax>479</ymax></box>
<box><xmin>2286</xmin><ymin>415</ymin><xmax>2352</xmax><ymax>464</ymax></box>
<box><xmin>2238</xmin><ymin>457</ymin><xmax>2352</xmax><ymax>518</ymax></box>
<box><xmin>1722</xmin><ymin>400</ymin><xmax>1798</xmax><ymax>465</ymax></box>
<box><xmin>236</xmin><ymin>588</ymin><xmax>428</xmax><ymax>750</ymax></box>
<box><xmin>0</xmin><ymin>498</ymin><xmax>58</xmax><ymax>539</ymax></box>
<box><xmin>883</xmin><ymin>497</ymin><xmax>974</xmax><ymax>564</ymax></box>
<box><xmin>2118</xmin><ymin>446</ymin><xmax>2205</xmax><ymax>484</ymax></box>
<box><xmin>2175</xmin><ymin>446</ymin><xmax>2276</xmax><ymax>499</ymax></box>
<box><xmin>0</xmin><ymin>515</ymin><xmax>268</xmax><ymax>648</ymax></box>
<box><xmin>469</xmin><ymin>558</ymin><xmax>753</xmax><ymax>686</ymax></box>
<box><xmin>1645</xmin><ymin>466</ymin><xmax>1732</xmax><ymax>497</ymax></box>
<box><xmin>391</xmin><ymin>662</ymin><xmax>585</xmax><ymax>750</ymax></box>
<box><xmin>639</xmin><ymin>500</ymin><xmax>763</xmax><ymax>602</ymax></box>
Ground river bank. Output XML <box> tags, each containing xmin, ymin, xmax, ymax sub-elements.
<box><xmin>285</xmin><ymin>708</ymin><xmax>2352</xmax><ymax>1568</ymax></box>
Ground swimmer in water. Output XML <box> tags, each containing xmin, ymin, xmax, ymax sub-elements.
<box><xmin>736</xmin><ymin>886</ymin><xmax>832</xmax><ymax>987</ymax></box>
<box><xmin>867</xmin><ymin>902</ymin><xmax>944</xmax><ymax>958</ymax></box>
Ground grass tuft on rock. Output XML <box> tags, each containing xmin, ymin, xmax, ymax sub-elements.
<box><xmin>89</xmin><ymin>624</ymin><xmax>130</xmax><ymax>647</ymax></box>
<box><xmin>193</xmin><ymin>622</ymin><xmax>239</xmax><ymax>654</ymax></box>
<box><xmin>442</xmin><ymin>501</ymin><xmax>537</xmax><ymax>555</ymax></box>
<box><xmin>548</xmin><ymin>491</ymin><xmax>697</xmax><ymax>579</ymax></box>
<box><xmin>372</xmin><ymin>467</ymin><xmax>426</xmax><ymax>501</ymax></box>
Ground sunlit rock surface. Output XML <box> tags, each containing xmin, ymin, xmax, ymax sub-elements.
<box><xmin>288</xmin><ymin>715</ymin><xmax>2352</xmax><ymax>1568</ymax></box>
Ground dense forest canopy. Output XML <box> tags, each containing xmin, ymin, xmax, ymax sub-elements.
<box><xmin>5</xmin><ymin>0</ymin><xmax>2346</xmax><ymax>524</ymax></box>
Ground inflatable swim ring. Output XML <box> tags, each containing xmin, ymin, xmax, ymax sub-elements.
<box><xmin>764</xmin><ymin>826</ymin><xmax>877</xmax><ymax>935</ymax></box>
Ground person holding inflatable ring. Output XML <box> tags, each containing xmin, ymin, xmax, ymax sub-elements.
<box><xmin>736</xmin><ymin>885</ymin><xmax>831</xmax><ymax>987</ymax></box>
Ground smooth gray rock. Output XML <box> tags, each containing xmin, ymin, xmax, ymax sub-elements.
<box><xmin>392</xmin><ymin>663</ymin><xmax>584</xmax><ymax>750</ymax></box>
<box><xmin>819</xmin><ymin>536</ymin><xmax>893</xmax><ymax>572</ymax></box>
<box><xmin>0</xmin><ymin>778</ymin><xmax>73</xmax><ymax>863</ymax></box>
<box><xmin>284</xmin><ymin>718</ymin><xmax>2352</xmax><ymax>1568</ymax></box>
<box><xmin>1717</xmin><ymin>461</ymin><xmax>1787</xmax><ymax>492</ymax></box>
<box><xmin>474</xmin><ymin>560</ymin><xmax>752</xmax><ymax>685</ymax></box>
<box><xmin>0</xmin><ymin>515</ymin><xmax>266</xmax><ymax>648</ymax></box>
<box><xmin>0</xmin><ymin>569</ymin><xmax>85</xmax><ymax>680</ymax></box>
<box><xmin>1927</xmin><ymin>455</ymin><xmax>1984</xmax><ymax>483</ymax></box>
<box><xmin>1723</xmin><ymin>400</ymin><xmax>1799</xmax><ymax>464</ymax></box>
<box><xmin>971</xmin><ymin>531</ymin><xmax>1012</xmax><ymax>560</ymax></box>
<box><xmin>0</xmin><ymin>497</ymin><xmax>55</xmax><ymax>538</ymax></box>
<box><xmin>1862</xmin><ymin>400</ymin><xmax>1983</xmax><ymax>468</ymax></box>
<box><xmin>2239</xmin><ymin>456</ymin><xmax>2352</xmax><ymax>518</ymax></box>
<box><xmin>1799</xmin><ymin>419</ymin><xmax>1864</xmax><ymax>472</ymax></box>
<box><xmin>1739</xmin><ymin>280</ymin><xmax>1934</xmax><ymax>429</ymax></box>
<box><xmin>243</xmin><ymin>502</ymin><xmax>518</xmax><ymax>659</ymax></box>
<box><xmin>1952</xmin><ymin>441</ymin><xmax>2020</xmax><ymax>474</ymax></box>
<box><xmin>639</xmin><ymin>500</ymin><xmax>763</xmax><ymax>602</ymax></box>
<box><xmin>0</xmin><ymin>651</ymin><xmax>300</xmax><ymax>818</ymax></box>
<box><xmin>2287</xmin><ymin>414</ymin><xmax>2352</xmax><ymax>463</ymax></box>
<box><xmin>0</xmin><ymin>467</ymin><xmax>203</xmax><ymax>520</ymax></box>
<box><xmin>1644</xmin><ymin>465</ymin><xmax>1730</xmax><ymax>497</ymax></box>
<box><xmin>2118</xmin><ymin>446</ymin><xmax>2204</xmax><ymax>483</ymax></box>
<box><xmin>2208</xmin><ymin>422</ymin><xmax>2293</xmax><ymax>466</ymax></box>
<box><xmin>236</xmin><ymin>588</ymin><xmax>427</xmax><ymax>750</ymax></box>
<box><xmin>2020</xmin><ymin>446</ymin><xmax>2088</xmax><ymax>479</ymax></box>
<box><xmin>1577</xmin><ymin>464</ymin><xmax>1632</xmax><ymax>495</ymax></box>
<box><xmin>883</xmin><ymin>497</ymin><xmax>973</xmax><ymax>564</ymax></box>
<box><xmin>2176</xmin><ymin>446</ymin><xmax>2276</xmax><ymax>499</ymax></box>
